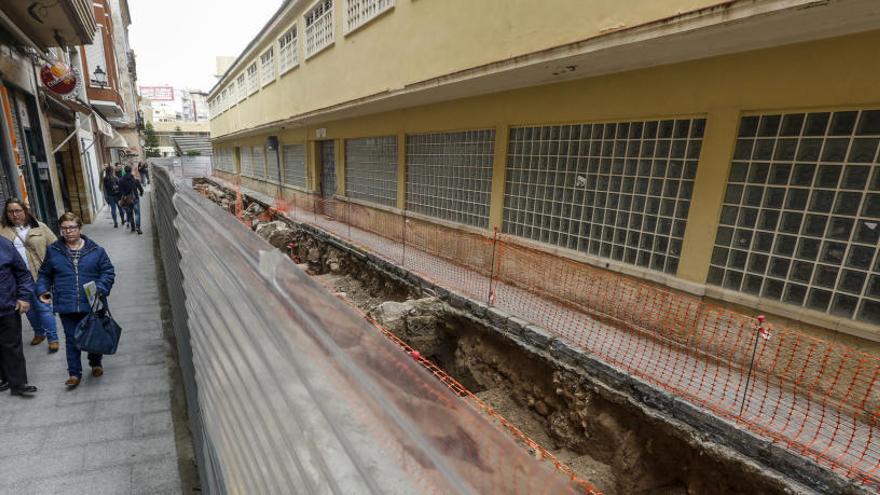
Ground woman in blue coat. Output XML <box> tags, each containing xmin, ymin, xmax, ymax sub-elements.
<box><xmin>36</xmin><ymin>213</ymin><xmax>115</xmax><ymax>388</ymax></box>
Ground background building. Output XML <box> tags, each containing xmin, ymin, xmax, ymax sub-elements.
<box><xmin>139</xmin><ymin>86</ymin><xmax>211</xmax><ymax>157</ymax></box>
<box><xmin>208</xmin><ymin>1</ymin><xmax>880</xmax><ymax>340</ymax></box>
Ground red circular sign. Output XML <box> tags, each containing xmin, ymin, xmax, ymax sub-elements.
<box><xmin>40</xmin><ymin>62</ymin><xmax>78</xmax><ymax>96</ymax></box>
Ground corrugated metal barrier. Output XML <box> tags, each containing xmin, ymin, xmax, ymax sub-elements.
<box><xmin>151</xmin><ymin>166</ymin><xmax>582</xmax><ymax>494</ymax></box>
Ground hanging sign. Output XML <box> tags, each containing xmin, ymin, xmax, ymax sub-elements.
<box><xmin>40</xmin><ymin>62</ymin><xmax>79</xmax><ymax>97</ymax></box>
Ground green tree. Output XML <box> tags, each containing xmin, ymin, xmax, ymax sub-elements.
<box><xmin>144</xmin><ymin>122</ymin><xmax>161</xmax><ymax>157</ymax></box>
<box><xmin>174</xmin><ymin>125</ymin><xmax>182</xmax><ymax>135</ymax></box>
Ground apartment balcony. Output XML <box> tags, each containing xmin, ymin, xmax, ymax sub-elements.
<box><xmin>0</xmin><ymin>0</ymin><xmax>97</xmax><ymax>49</ymax></box>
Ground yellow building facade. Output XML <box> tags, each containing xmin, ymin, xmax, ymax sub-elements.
<box><xmin>209</xmin><ymin>0</ymin><xmax>880</xmax><ymax>341</ymax></box>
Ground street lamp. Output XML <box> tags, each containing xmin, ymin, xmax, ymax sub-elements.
<box><xmin>92</xmin><ymin>65</ymin><xmax>108</xmax><ymax>88</ymax></box>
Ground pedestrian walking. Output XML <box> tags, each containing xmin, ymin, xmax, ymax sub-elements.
<box><xmin>0</xmin><ymin>234</ymin><xmax>37</xmax><ymax>396</ymax></box>
<box><xmin>138</xmin><ymin>161</ymin><xmax>150</xmax><ymax>186</ymax></box>
<box><xmin>0</xmin><ymin>199</ymin><xmax>60</xmax><ymax>353</ymax></box>
<box><xmin>102</xmin><ymin>166</ymin><xmax>121</xmax><ymax>228</ymax></box>
<box><xmin>118</xmin><ymin>165</ymin><xmax>144</xmax><ymax>235</ymax></box>
<box><xmin>36</xmin><ymin>212</ymin><xmax>115</xmax><ymax>388</ymax></box>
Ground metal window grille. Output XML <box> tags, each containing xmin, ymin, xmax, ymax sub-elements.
<box><xmin>282</xmin><ymin>143</ymin><xmax>308</xmax><ymax>188</ymax></box>
<box><xmin>240</xmin><ymin>147</ymin><xmax>254</xmax><ymax>177</ymax></box>
<box><xmin>345</xmin><ymin>136</ymin><xmax>397</xmax><ymax>207</ymax></box>
<box><xmin>305</xmin><ymin>0</ymin><xmax>334</xmax><ymax>59</ymax></box>
<box><xmin>236</xmin><ymin>74</ymin><xmax>246</xmax><ymax>101</ymax></box>
<box><xmin>320</xmin><ymin>141</ymin><xmax>336</xmax><ymax>198</ymax></box>
<box><xmin>406</xmin><ymin>130</ymin><xmax>494</xmax><ymax>228</ymax></box>
<box><xmin>278</xmin><ymin>26</ymin><xmax>299</xmax><ymax>74</ymax></box>
<box><xmin>247</xmin><ymin>63</ymin><xmax>259</xmax><ymax>95</ymax></box>
<box><xmin>345</xmin><ymin>0</ymin><xmax>394</xmax><ymax>33</ymax></box>
<box><xmin>260</xmin><ymin>48</ymin><xmax>275</xmax><ymax>87</ymax></box>
<box><xmin>252</xmin><ymin>146</ymin><xmax>267</xmax><ymax>179</ymax></box>
<box><xmin>266</xmin><ymin>147</ymin><xmax>281</xmax><ymax>182</ymax></box>
<box><xmin>504</xmin><ymin>119</ymin><xmax>705</xmax><ymax>274</ymax></box>
<box><xmin>709</xmin><ymin>110</ymin><xmax>880</xmax><ymax>324</ymax></box>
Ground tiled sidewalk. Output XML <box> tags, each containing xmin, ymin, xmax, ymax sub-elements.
<box><xmin>0</xmin><ymin>192</ymin><xmax>187</xmax><ymax>495</ymax></box>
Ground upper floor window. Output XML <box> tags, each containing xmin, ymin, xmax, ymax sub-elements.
<box><xmin>219</xmin><ymin>89</ymin><xmax>228</xmax><ymax>112</ymax></box>
<box><xmin>246</xmin><ymin>63</ymin><xmax>259</xmax><ymax>95</ymax></box>
<box><xmin>236</xmin><ymin>74</ymin><xmax>246</xmax><ymax>101</ymax></box>
<box><xmin>227</xmin><ymin>81</ymin><xmax>236</xmax><ymax>108</ymax></box>
<box><xmin>345</xmin><ymin>0</ymin><xmax>394</xmax><ymax>34</ymax></box>
<box><xmin>278</xmin><ymin>26</ymin><xmax>299</xmax><ymax>75</ymax></box>
<box><xmin>305</xmin><ymin>0</ymin><xmax>334</xmax><ymax>59</ymax></box>
<box><xmin>260</xmin><ymin>48</ymin><xmax>275</xmax><ymax>87</ymax></box>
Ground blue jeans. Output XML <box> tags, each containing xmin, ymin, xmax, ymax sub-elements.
<box><xmin>124</xmin><ymin>200</ymin><xmax>141</xmax><ymax>230</ymax></box>
<box><xmin>59</xmin><ymin>313</ymin><xmax>102</xmax><ymax>378</ymax></box>
<box><xmin>26</xmin><ymin>293</ymin><xmax>58</xmax><ymax>342</ymax></box>
<box><xmin>104</xmin><ymin>192</ymin><xmax>119</xmax><ymax>225</ymax></box>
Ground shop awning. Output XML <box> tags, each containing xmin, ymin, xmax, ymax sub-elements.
<box><xmin>107</xmin><ymin>130</ymin><xmax>130</xmax><ymax>149</ymax></box>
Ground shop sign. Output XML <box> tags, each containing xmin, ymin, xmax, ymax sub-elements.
<box><xmin>40</xmin><ymin>62</ymin><xmax>79</xmax><ymax>97</ymax></box>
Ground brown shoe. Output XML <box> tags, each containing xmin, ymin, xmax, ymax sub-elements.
<box><xmin>30</xmin><ymin>336</ymin><xmax>45</xmax><ymax>346</ymax></box>
<box><xmin>65</xmin><ymin>376</ymin><xmax>80</xmax><ymax>388</ymax></box>
<box><xmin>91</xmin><ymin>367</ymin><xmax>104</xmax><ymax>377</ymax></box>
<box><xmin>48</xmin><ymin>342</ymin><xmax>59</xmax><ymax>353</ymax></box>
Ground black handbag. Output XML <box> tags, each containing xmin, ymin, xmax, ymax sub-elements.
<box><xmin>74</xmin><ymin>296</ymin><xmax>122</xmax><ymax>355</ymax></box>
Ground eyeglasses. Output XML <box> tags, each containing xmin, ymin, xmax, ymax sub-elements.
<box><xmin>7</xmin><ymin>209</ymin><xmax>24</xmax><ymax>214</ymax></box>
<box><xmin>60</xmin><ymin>226</ymin><xmax>80</xmax><ymax>232</ymax></box>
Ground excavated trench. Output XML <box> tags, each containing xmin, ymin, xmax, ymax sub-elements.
<box><xmin>194</xmin><ymin>181</ymin><xmax>820</xmax><ymax>494</ymax></box>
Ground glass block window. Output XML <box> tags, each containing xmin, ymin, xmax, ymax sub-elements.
<box><xmin>240</xmin><ymin>147</ymin><xmax>254</xmax><ymax>177</ymax></box>
<box><xmin>345</xmin><ymin>136</ymin><xmax>398</xmax><ymax>207</ymax></box>
<box><xmin>709</xmin><ymin>110</ymin><xmax>880</xmax><ymax>324</ymax></box>
<box><xmin>236</xmin><ymin>74</ymin><xmax>246</xmax><ymax>101</ymax></box>
<box><xmin>282</xmin><ymin>144</ymin><xmax>308</xmax><ymax>188</ymax></box>
<box><xmin>252</xmin><ymin>146</ymin><xmax>267</xmax><ymax>179</ymax></box>
<box><xmin>305</xmin><ymin>0</ymin><xmax>334</xmax><ymax>59</ymax></box>
<box><xmin>213</xmin><ymin>148</ymin><xmax>235</xmax><ymax>172</ymax></box>
<box><xmin>260</xmin><ymin>48</ymin><xmax>275</xmax><ymax>87</ymax></box>
<box><xmin>246</xmin><ymin>63</ymin><xmax>259</xmax><ymax>95</ymax></box>
<box><xmin>345</xmin><ymin>0</ymin><xmax>394</xmax><ymax>33</ymax></box>
<box><xmin>406</xmin><ymin>130</ymin><xmax>494</xmax><ymax>228</ymax></box>
<box><xmin>503</xmin><ymin>119</ymin><xmax>704</xmax><ymax>274</ymax></box>
<box><xmin>278</xmin><ymin>26</ymin><xmax>298</xmax><ymax>75</ymax></box>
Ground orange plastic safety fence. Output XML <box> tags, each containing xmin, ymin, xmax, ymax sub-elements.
<box><xmin>208</xmin><ymin>177</ymin><xmax>880</xmax><ymax>491</ymax></box>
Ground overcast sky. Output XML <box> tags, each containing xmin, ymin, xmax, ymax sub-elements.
<box><xmin>128</xmin><ymin>0</ymin><xmax>283</xmax><ymax>92</ymax></box>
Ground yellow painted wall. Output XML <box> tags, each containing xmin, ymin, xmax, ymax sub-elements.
<box><xmin>209</xmin><ymin>0</ymin><xmax>724</xmax><ymax>137</ymax></box>
<box><xmin>211</xmin><ymin>30</ymin><xmax>880</xmax><ymax>337</ymax></box>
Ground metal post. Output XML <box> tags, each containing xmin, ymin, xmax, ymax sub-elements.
<box><xmin>401</xmin><ymin>210</ymin><xmax>407</xmax><ymax>267</ymax></box>
<box><xmin>487</xmin><ymin>228</ymin><xmax>499</xmax><ymax>307</ymax></box>
<box><xmin>739</xmin><ymin>318</ymin><xmax>764</xmax><ymax>417</ymax></box>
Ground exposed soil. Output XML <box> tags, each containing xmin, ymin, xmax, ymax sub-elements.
<box><xmin>307</xmin><ymin>252</ymin><xmax>795</xmax><ymax>495</ymax></box>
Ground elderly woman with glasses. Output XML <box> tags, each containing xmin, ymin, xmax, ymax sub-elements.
<box><xmin>36</xmin><ymin>212</ymin><xmax>115</xmax><ymax>388</ymax></box>
<box><xmin>0</xmin><ymin>199</ymin><xmax>60</xmax><ymax>352</ymax></box>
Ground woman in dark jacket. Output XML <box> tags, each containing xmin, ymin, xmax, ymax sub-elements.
<box><xmin>36</xmin><ymin>212</ymin><xmax>115</xmax><ymax>388</ymax></box>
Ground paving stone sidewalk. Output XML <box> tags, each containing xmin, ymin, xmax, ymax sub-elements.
<box><xmin>0</xmin><ymin>191</ymin><xmax>186</xmax><ymax>495</ymax></box>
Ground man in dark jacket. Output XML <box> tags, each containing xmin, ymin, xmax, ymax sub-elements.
<box><xmin>0</xmin><ymin>236</ymin><xmax>37</xmax><ymax>396</ymax></box>
<box><xmin>118</xmin><ymin>165</ymin><xmax>144</xmax><ymax>235</ymax></box>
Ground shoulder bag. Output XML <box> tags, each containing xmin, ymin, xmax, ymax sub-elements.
<box><xmin>74</xmin><ymin>296</ymin><xmax>123</xmax><ymax>355</ymax></box>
